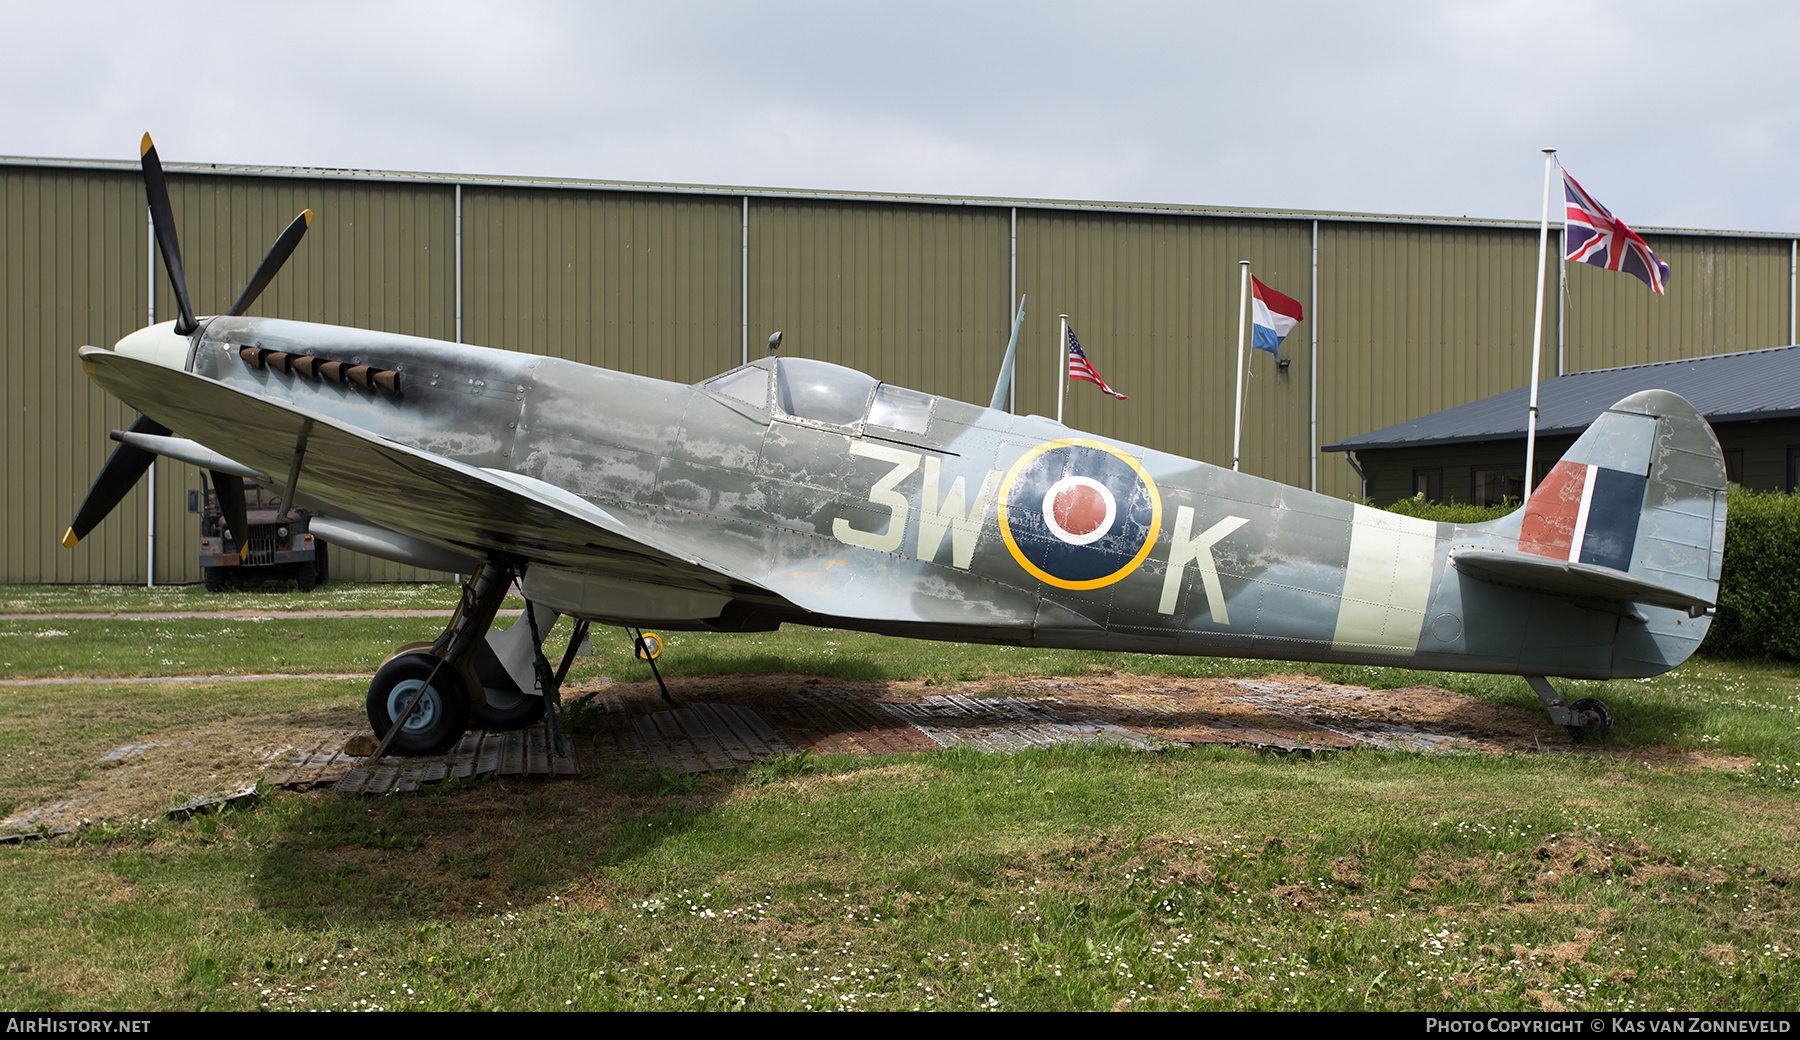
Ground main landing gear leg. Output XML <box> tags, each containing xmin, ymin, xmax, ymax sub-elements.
<box><xmin>365</xmin><ymin>558</ymin><xmax>514</xmax><ymax>756</ymax></box>
<box><xmin>522</xmin><ymin>599</ymin><xmax>570</xmax><ymax>756</ymax></box>
<box><xmin>1525</xmin><ymin>676</ymin><xmax>1613</xmax><ymax>743</ymax></box>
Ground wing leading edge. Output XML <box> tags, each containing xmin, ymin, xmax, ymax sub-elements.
<box><xmin>77</xmin><ymin>346</ymin><xmax>774</xmax><ymax>601</ymax></box>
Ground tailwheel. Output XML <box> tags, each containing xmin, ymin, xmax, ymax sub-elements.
<box><xmin>1565</xmin><ymin>697</ymin><xmax>1613</xmax><ymax>742</ymax></box>
<box><xmin>366</xmin><ymin>651</ymin><xmax>471</xmax><ymax>755</ymax></box>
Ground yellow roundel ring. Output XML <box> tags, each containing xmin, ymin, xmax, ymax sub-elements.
<box><xmin>997</xmin><ymin>437</ymin><xmax>1162</xmax><ymax>591</ymax></box>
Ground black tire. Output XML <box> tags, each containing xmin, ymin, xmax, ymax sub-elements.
<box><xmin>314</xmin><ymin>540</ymin><xmax>329</xmax><ymax>585</ymax></box>
<box><xmin>203</xmin><ymin>567</ymin><xmax>227</xmax><ymax>593</ymax></box>
<box><xmin>470</xmin><ymin>687</ymin><xmax>547</xmax><ymax>730</ymax></box>
<box><xmin>296</xmin><ymin>559</ymin><xmax>317</xmax><ymax>592</ymax></box>
<box><xmin>366</xmin><ymin>652</ymin><xmax>471</xmax><ymax>756</ymax></box>
<box><xmin>469</xmin><ymin>640</ymin><xmax>546</xmax><ymax>730</ymax></box>
<box><xmin>1565</xmin><ymin>697</ymin><xmax>1613</xmax><ymax>742</ymax></box>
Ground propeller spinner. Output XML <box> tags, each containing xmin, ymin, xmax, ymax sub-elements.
<box><xmin>62</xmin><ymin>134</ymin><xmax>313</xmax><ymax>553</ymax></box>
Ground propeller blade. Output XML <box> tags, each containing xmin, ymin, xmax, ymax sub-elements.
<box><xmin>228</xmin><ymin>209</ymin><xmax>313</xmax><ymax>317</ymax></box>
<box><xmin>139</xmin><ymin>133</ymin><xmax>199</xmax><ymax>336</ymax></box>
<box><xmin>63</xmin><ymin>414</ymin><xmax>171</xmax><ymax>548</ymax></box>
<box><xmin>212</xmin><ymin>471</ymin><xmax>251</xmax><ymax>564</ymax></box>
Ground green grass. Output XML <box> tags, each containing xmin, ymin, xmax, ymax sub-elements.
<box><xmin>0</xmin><ymin>677</ymin><xmax>364</xmax><ymax>816</ymax></box>
<box><xmin>594</xmin><ymin>632</ymin><xmax>1800</xmax><ymax>765</ymax></box>
<box><xmin>2</xmin><ymin>746</ymin><xmax>1796</xmax><ymax>1011</ymax></box>
<box><xmin>10</xmin><ymin>618</ymin><xmax>1798</xmax><ymax>764</ymax></box>
<box><xmin>0</xmin><ymin>617</ymin><xmax>436</xmax><ymax>677</ymax></box>
<box><xmin>1</xmin><ymin>587</ymin><xmax>1797</xmax><ymax>1010</ymax></box>
<box><xmin>0</xmin><ymin>581</ymin><xmax>472</xmax><ymax>615</ymax></box>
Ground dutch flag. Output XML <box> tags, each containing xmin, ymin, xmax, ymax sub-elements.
<box><xmin>1250</xmin><ymin>276</ymin><xmax>1304</xmax><ymax>357</ymax></box>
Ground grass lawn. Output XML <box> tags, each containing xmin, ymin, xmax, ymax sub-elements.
<box><xmin>1</xmin><ymin>585</ymin><xmax>1796</xmax><ymax>1011</ymax></box>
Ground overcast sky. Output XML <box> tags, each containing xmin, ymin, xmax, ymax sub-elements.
<box><xmin>5</xmin><ymin>1</ymin><xmax>1794</xmax><ymax>233</ymax></box>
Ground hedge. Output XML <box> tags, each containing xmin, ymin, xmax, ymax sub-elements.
<box><xmin>1703</xmin><ymin>487</ymin><xmax>1800</xmax><ymax>661</ymax></box>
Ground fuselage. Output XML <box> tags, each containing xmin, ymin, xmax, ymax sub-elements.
<box><xmin>100</xmin><ymin>315</ymin><xmax>1721</xmax><ymax>681</ymax></box>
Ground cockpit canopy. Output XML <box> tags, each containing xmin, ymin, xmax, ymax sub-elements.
<box><xmin>702</xmin><ymin>357</ymin><xmax>935</xmax><ymax>435</ymax></box>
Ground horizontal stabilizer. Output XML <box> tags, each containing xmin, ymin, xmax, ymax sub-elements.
<box><xmin>1453</xmin><ymin>548</ymin><xmax>1712</xmax><ymax>613</ymax></box>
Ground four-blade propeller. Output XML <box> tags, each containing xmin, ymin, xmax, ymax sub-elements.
<box><xmin>62</xmin><ymin>134</ymin><xmax>312</xmax><ymax>554</ymax></box>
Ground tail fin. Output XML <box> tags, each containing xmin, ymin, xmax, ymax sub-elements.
<box><xmin>1521</xmin><ymin>390</ymin><xmax>1725</xmax><ymax>600</ymax></box>
<box><xmin>1458</xmin><ymin>391</ymin><xmax>1727</xmax><ymax>613</ymax></box>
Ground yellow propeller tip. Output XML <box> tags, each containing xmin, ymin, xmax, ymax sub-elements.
<box><xmin>62</xmin><ymin>528</ymin><xmax>80</xmax><ymax>549</ymax></box>
<box><xmin>302</xmin><ymin>208</ymin><xmax>313</xmax><ymax>225</ymax></box>
<box><xmin>139</xmin><ymin>132</ymin><xmax>154</xmax><ymax>157</ymax></box>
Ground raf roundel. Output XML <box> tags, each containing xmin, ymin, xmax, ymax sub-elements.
<box><xmin>1042</xmin><ymin>476</ymin><xmax>1115</xmax><ymax>545</ymax></box>
<box><xmin>998</xmin><ymin>438</ymin><xmax>1162</xmax><ymax>590</ymax></box>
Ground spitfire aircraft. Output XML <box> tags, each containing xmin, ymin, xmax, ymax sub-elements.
<box><xmin>68</xmin><ymin>136</ymin><xmax>1728</xmax><ymax>755</ymax></box>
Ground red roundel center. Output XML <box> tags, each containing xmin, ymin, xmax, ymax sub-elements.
<box><xmin>1052</xmin><ymin>484</ymin><xmax>1110</xmax><ymax>537</ymax></box>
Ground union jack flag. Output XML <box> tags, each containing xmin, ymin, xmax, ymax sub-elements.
<box><xmin>1563</xmin><ymin>170</ymin><xmax>1671</xmax><ymax>295</ymax></box>
<box><xmin>1066</xmin><ymin>326</ymin><xmax>1126</xmax><ymax>400</ymax></box>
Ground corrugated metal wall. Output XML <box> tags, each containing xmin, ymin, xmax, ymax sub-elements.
<box><xmin>463</xmin><ymin>188</ymin><xmax>739</xmax><ymax>379</ymax></box>
<box><xmin>1561</xmin><ymin>234</ymin><xmax>1793</xmax><ymax>372</ymax></box>
<box><xmin>3</xmin><ymin>167</ymin><xmax>149</xmax><ymax>583</ymax></box>
<box><xmin>1314</xmin><ymin>222</ymin><xmax>1558</xmax><ymax>500</ymax></box>
<box><xmin>1015</xmin><ymin>211</ymin><xmax>1313</xmax><ymax>486</ymax></box>
<box><xmin>3</xmin><ymin>157</ymin><xmax>1793</xmax><ymax>583</ymax></box>
<box><xmin>748</xmin><ymin>199</ymin><xmax>1011</xmax><ymax>401</ymax></box>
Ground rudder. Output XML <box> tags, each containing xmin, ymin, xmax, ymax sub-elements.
<box><xmin>1518</xmin><ymin>390</ymin><xmax>1726</xmax><ymax>607</ymax></box>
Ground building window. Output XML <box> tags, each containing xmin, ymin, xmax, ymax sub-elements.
<box><xmin>1412</xmin><ymin>468</ymin><xmax>1442</xmax><ymax>501</ymax></box>
<box><xmin>1472</xmin><ymin>467</ymin><xmax>1523</xmax><ymax>507</ymax></box>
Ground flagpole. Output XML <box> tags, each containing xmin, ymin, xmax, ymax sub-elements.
<box><xmin>1057</xmin><ymin>314</ymin><xmax>1069</xmax><ymax>425</ymax></box>
<box><xmin>1526</xmin><ymin>148</ymin><xmax>1556</xmax><ymax>497</ymax></box>
<box><xmin>1232</xmin><ymin>261</ymin><xmax>1249</xmax><ymax>473</ymax></box>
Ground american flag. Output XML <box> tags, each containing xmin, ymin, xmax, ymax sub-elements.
<box><xmin>1563</xmin><ymin>171</ymin><xmax>1670</xmax><ymax>295</ymax></box>
<box><xmin>1066</xmin><ymin>326</ymin><xmax>1126</xmax><ymax>400</ymax></box>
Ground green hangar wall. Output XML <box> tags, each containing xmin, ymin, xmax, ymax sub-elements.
<box><xmin>3</xmin><ymin>154</ymin><xmax>1795</xmax><ymax>584</ymax></box>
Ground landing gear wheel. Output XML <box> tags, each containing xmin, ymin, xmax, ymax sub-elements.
<box><xmin>366</xmin><ymin>652</ymin><xmax>471</xmax><ymax>755</ymax></box>
<box><xmin>470</xmin><ymin>688</ymin><xmax>546</xmax><ymax>730</ymax></box>
<box><xmin>1565</xmin><ymin>697</ymin><xmax>1613</xmax><ymax>742</ymax></box>
<box><xmin>469</xmin><ymin>639</ymin><xmax>547</xmax><ymax>731</ymax></box>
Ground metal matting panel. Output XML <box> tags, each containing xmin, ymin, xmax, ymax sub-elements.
<box><xmin>331</xmin><ymin>720</ymin><xmax>580</xmax><ymax>795</ymax></box>
<box><xmin>632</xmin><ymin>702</ymin><xmax>796</xmax><ymax>774</ymax></box>
<box><xmin>880</xmin><ymin>694</ymin><xmax>1165</xmax><ymax>752</ymax></box>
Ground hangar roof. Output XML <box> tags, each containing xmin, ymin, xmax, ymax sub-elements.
<box><xmin>3</xmin><ymin>152</ymin><xmax>1791</xmax><ymax>239</ymax></box>
<box><xmin>1324</xmin><ymin>344</ymin><xmax>1800</xmax><ymax>452</ymax></box>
